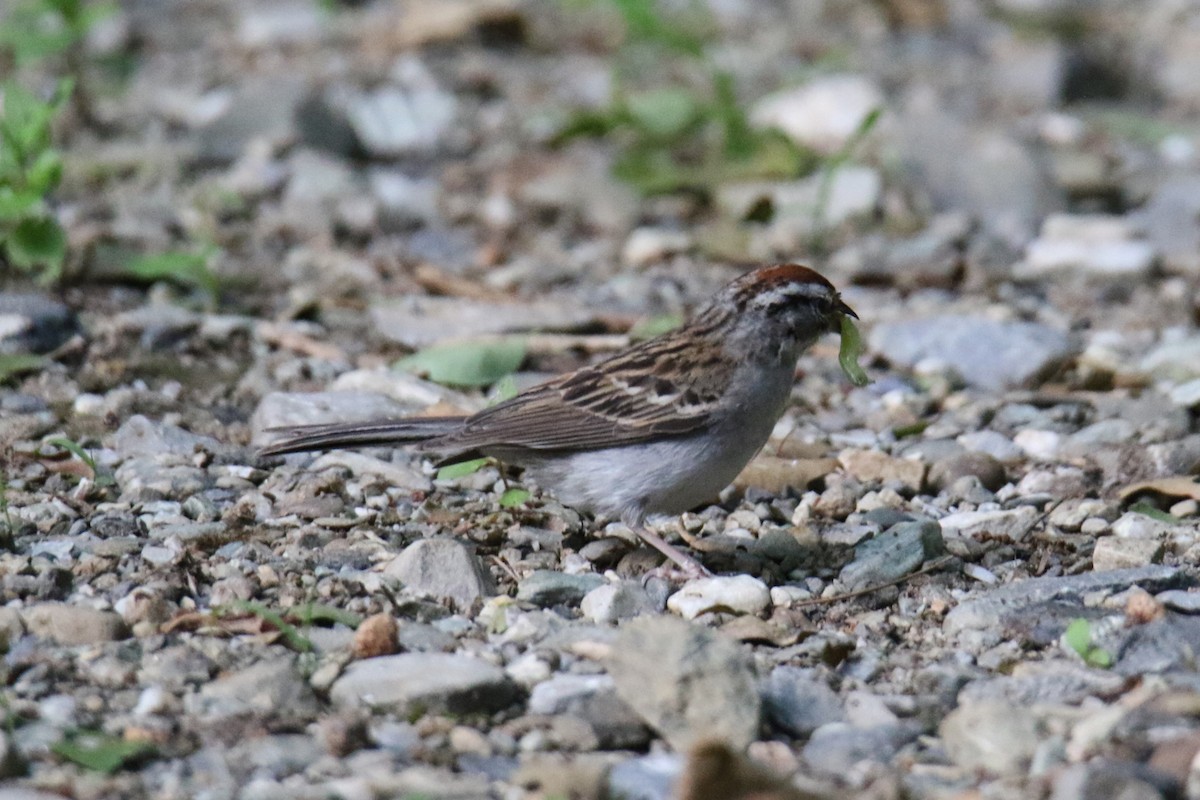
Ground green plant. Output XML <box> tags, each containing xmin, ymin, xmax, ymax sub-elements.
<box><xmin>0</xmin><ymin>78</ymin><xmax>72</xmax><ymax>282</ymax></box>
<box><xmin>1064</xmin><ymin>618</ymin><xmax>1113</xmax><ymax>669</ymax></box>
<box><xmin>52</xmin><ymin>729</ymin><xmax>154</xmax><ymax>773</ymax></box>
<box><xmin>556</xmin><ymin>0</ymin><xmax>814</xmax><ymax>195</ymax></box>
<box><xmin>228</xmin><ymin>600</ymin><xmax>316</xmax><ymax>653</ymax></box>
<box><xmin>40</xmin><ymin>435</ymin><xmax>115</xmax><ymax>486</ymax></box>
<box><xmin>396</xmin><ymin>337</ymin><xmax>527</xmax><ymax>388</ymax></box>
<box><xmin>0</xmin><ymin>0</ymin><xmax>115</xmax><ymax>67</ymax></box>
<box><xmin>124</xmin><ymin>247</ymin><xmax>222</xmax><ymax>303</ymax></box>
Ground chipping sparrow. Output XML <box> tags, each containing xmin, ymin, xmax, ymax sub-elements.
<box><xmin>260</xmin><ymin>263</ymin><xmax>857</xmax><ymax>576</ymax></box>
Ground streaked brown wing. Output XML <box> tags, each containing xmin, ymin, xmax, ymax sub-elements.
<box><xmin>428</xmin><ymin>337</ymin><xmax>731</xmax><ymax>452</ymax></box>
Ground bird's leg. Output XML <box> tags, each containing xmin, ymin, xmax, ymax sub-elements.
<box><xmin>632</xmin><ymin>523</ymin><xmax>712</xmax><ymax>579</ymax></box>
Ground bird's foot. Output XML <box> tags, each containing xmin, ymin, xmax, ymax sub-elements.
<box><xmin>633</xmin><ymin>525</ymin><xmax>713</xmax><ymax>581</ymax></box>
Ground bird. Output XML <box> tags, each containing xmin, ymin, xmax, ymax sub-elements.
<box><xmin>259</xmin><ymin>263</ymin><xmax>857</xmax><ymax>577</ymax></box>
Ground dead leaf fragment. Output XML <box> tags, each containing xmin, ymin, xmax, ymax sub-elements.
<box><xmin>734</xmin><ymin>456</ymin><xmax>836</xmax><ymax>494</ymax></box>
<box><xmin>1119</xmin><ymin>476</ymin><xmax>1200</xmax><ymax>504</ymax></box>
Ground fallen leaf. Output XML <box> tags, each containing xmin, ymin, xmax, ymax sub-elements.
<box><xmin>1119</xmin><ymin>476</ymin><xmax>1200</xmax><ymax>503</ymax></box>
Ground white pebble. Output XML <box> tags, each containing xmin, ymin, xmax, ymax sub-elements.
<box><xmin>667</xmin><ymin>575</ymin><xmax>770</xmax><ymax>620</ymax></box>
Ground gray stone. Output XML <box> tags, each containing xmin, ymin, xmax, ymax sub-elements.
<box><xmin>1134</xmin><ymin>172</ymin><xmax>1200</xmax><ymax>274</ymax></box>
<box><xmin>870</xmin><ymin>315</ymin><xmax>1076</xmax><ymax>391</ymax></box>
<box><xmin>185</xmin><ymin>658</ymin><xmax>320</xmax><ymax>724</ymax></box>
<box><xmin>939</xmin><ymin>701</ymin><xmax>1041</xmax><ymax>776</ymax></box>
<box><xmin>1157</xmin><ymin>590</ymin><xmax>1200</xmax><ymax>613</ymax></box>
<box><xmin>606</xmin><ymin>753</ymin><xmax>681</xmax><ymax>800</ymax></box>
<box><xmin>607</xmin><ymin>616</ymin><xmax>760</xmax><ymax>752</ymax></box>
<box><xmin>938</xmin><ymin>506</ymin><xmax>1040</xmax><ymax>547</ymax></box>
<box><xmin>115</xmin><ymin>458</ymin><xmax>210</xmax><ymax>502</ymax></box>
<box><xmin>330</xmin><ymin>653</ymin><xmax>519</xmax><ymax>715</ymax></box>
<box><xmin>111</xmin><ymin>414</ymin><xmax>224</xmax><ymax>459</ymax></box>
<box><xmin>802</xmin><ymin>722</ymin><xmax>918</xmax><ymax>778</ymax></box>
<box><xmin>252</xmin><ymin>391</ymin><xmax>418</xmax><ymax>445</ymax></box>
<box><xmin>0</xmin><ymin>607</ymin><xmax>26</xmax><ymax>650</ymax></box>
<box><xmin>1141</xmin><ymin>335</ymin><xmax>1200</xmax><ymax>383</ymax></box>
<box><xmin>1050</xmin><ymin>762</ymin><xmax>1169</xmax><ymax>800</ymax></box>
<box><xmin>945</xmin><ymin>566</ymin><xmax>1189</xmax><ymax>636</ymax></box>
<box><xmin>0</xmin><ymin>293</ymin><xmax>79</xmax><ymax>354</ymax></box>
<box><xmin>1092</xmin><ymin>538</ymin><xmax>1164</xmax><ymax>571</ymax></box>
<box><xmin>309</xmin><ymin>452</ymin><xmax>431</xmax><ymax>491</ymax></box>
<box><xmin>581</xmin><ymin>581</ymin><xmax>659</xmax><ymax>624</ymax></box>
<box><xmin>196</xmin><ymin>77</ymin><xmax>308</xmax><ymax>164</ymax></box>
<box><xmin>959</xmin><ymin>665</ymin><xmax>1129</xmax><ymax>707</ymax></box>
<box><xmin>762</xmin><ymin>667</ymin><xmax>844</xmax><ymax>737</ymax></box>
<box><xmin>369</xmin><ymin>295</ymin><xmax>595</xmax><ymax>349</ymax></box>
<box><xmin>22</xmin><ymin>603</ymin><xmax>129</xmax><ymax>645</ymax></box>
<box><xmin>343</xmin><ymin>58</ymin><xmax>457</xmax><ymax>157</ymax></box>
<box><xmin>383</xmin><ymin>539</ymin><xmax>494</xmax><ymax>612</ymax></box>
<box><xmin>1017</xmin><ymin>214</ymin><xmax>1157</xmax><ymax>280</ymax></box>
<box><xmin>929</xmin><ymin>452</ymin><xmax>1008</xmax><ymax>492</ymax></box>
<box><xmin>527</xmin><ymin>673</ymin><xmax>648</xmax><ymax>749</ymax></box>
<box><xmin>517</xmin><ymin>571</ymin><xmax>605</xmax><ymax>608</ymax></box>
<box><xmin>839</xmin><ymin>521</ymin><xmax>944</xmax><ymax>592</ymax></box>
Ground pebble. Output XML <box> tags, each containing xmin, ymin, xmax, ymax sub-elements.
<box><xmin>607</xmin><ymin>616</ymin><xmax>760</xmax><ymax>751</ymax></box>
<box><xmin>836</xmin><ymin>449</ymin><xmax>926</xmax><ymax>491</ymax></box>
<box><xmin>938</xmin><ymin>506</ymin><xmax>1040</xmax><ymax>545</ymax></box>
<box><xmin>1092</xmin><ymin>537</ymin><xmax>1164</xmax><ymax>571</ymax></box>
<box><xmin>184</xmin><ymin>659</ymin><xmax>320</xmax><ymax>725</ymax></box>
<box><xmin>750</xmin><ymin>74</ymin><xmax>883</xmax><ymax>155</ymax></box>
<box><xmin>944</xmin><ymin>566</ymin><xmax>1187</xmax><ymax>635</ymax></box>
<box><xmin>330</xmin><ymin>654</ymin><xmax>519</xmax><ymax>716</ymax></box>
<box><xmin>928</xmin><ymin>451</ymin><xmax>1008</xmax><ymax>492</ymax></box>
<box><xmin>516</xmin><ymin>571</ymin><xmax>606</xmax><ymax>608</ymax></box>
<box><xmin>839</xmin><ymin>520</ymin><xmax>944</xmax><ymax>591</ymax></box>
<box><xmin>869</xmin><ymin>315</ymin><xmax>1076</xmax><ymax>391</ymax></box>
<box><xmin>580</xmin><ymin>581</ymin><xmax>658</xmax><ymax>624</ymax></box>
<box><xmin>0</xmin><ymin>292</ymin><xmax>79</xmax><ymax>354</ymax></box>
<box><xmin>939</xmin><ymin>701</ymin><xmax>1041</xmax><ymax>776</ymax></box>
<box><xmin>665</xmin><ymin>575</ymin><xmax>770</xmax><ymax>620</ymax></box>
<box><xmin>761</xmin><ymin>667</ymin><xmax>844</xmax><ymax>737</ymax></box>
<box><xmin>382</xmin><ymin>538</ymin><xmax>494</xmax><ymax>612</ymax></box>
<box><xmin>801</xmin><ymin>721</ymin><xmax>917</xmax><ymax>778</ymax></box>
<box><xmin>1017</xmin><ymin>213</ymin><xmax>1157</xmax><ymax>279</ymax></box>
<box><xmin>22</xmin><ymin>604</ymin><xmax>129</xmax><ymax>645</ymax></box>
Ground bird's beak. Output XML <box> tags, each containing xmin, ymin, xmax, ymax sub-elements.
<box><xmin>829</xmin><ymin>295</ymin><xmax>857</xmax><ymax>333</ymax></box>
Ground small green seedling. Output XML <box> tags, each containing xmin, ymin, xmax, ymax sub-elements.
<box><xmin>499</xmin><ymin>487</ymin><xmax>530</xmax><ymax>508</ymax></box>
<box><xmin>1064</xmin><ymin>618</ymin><xmax>1113</xmax><ymax>669</ymax></box>
<box><xmin>0</xmin><ymin>78</ymin><xmax>72</xmax><ymax>282</ymax></box>
<box><xmin>396</xmin><ymin>338</ymin><xmax>526</xmax><ymax>388</ymax></box>
<box><xmin>52</xmin><ymin>730</ymin><xmax>154</xmax><ymax>773</ymax></box>
<box><xmin>838</xmin><ymin>315</ymin><xmax>869</xmax><ymax>387</ymax></box>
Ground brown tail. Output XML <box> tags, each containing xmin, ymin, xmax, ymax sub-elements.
<box><xmin>257</xmin><ymin>416</ymin><xmax>466</xmax><ymax>457</ymax></box>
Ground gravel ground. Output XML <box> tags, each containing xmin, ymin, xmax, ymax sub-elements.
<box><xmin>3</xmin><ymin>1</ymin><xmax>1200</xmax><ymax>798</ymax></box>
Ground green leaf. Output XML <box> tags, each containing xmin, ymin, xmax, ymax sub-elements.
<box><xmin>25</xmin><ymin>148</ymin><xmax>62</xmax><ymax>195</ymax></box>
<box><xmin>436</xmin><ymin>457</ymin><xmax>490</xmax><ymax>480</ymax></box>
<box><xmin>0</xmin><ymin>353</ymin><xmax>46</xmax><ymax>383</ymax></box>
<box><xmin>838</xmin><ymin>315</ymin><xmax>869</xmax><ymax>387</ymax></box>
<box><xmin>228</xmin><ymin>600</ymin><xmax>314</xmax><ymax>653</ymax></box>
<box><xmin>125</xmin><ymin>250</ymin><xmax>220</xmax><ymax>297</ymax></box>
<box><xmin>42</xmin><ymin>435</ymin><xmax>97</xmax><ymax>471</ymax></box>
<box><xmin>6</xmin><ymin>215</ymin><xmax>66</xmax><ymax>276</ymax></box>
<box><xmin>396</xmin><ymin>338</ymin><xmax>526</xmax><ymax>388</ymax></box>
<box><xmin>629</xmin><ymin>313</ymin><xmax>682</xmax><ymax>340</ymax></box>
<box><xmin>1128</xmin><ymin>500</ymin><xmax>1180</xmax><ymax>524</ymax></box>
<box><xmin>489</xmin><ymin>374</ymin><xmax>519</xmax><ymax>404</ymax></box>
<box><xmin>625</xmin><ymin>88</ymin><xmax>699</xmax><ymax>140</ymax></box>
<box><xmin>291</xmin><ymin>603</ymin><xmax>362</xmax><ymax>629</ymax></box>
<box><xmin>52</xmin><ymin>730</ymin><xmax>154</xmax><ymax>773</ymax></box>
<box><xmin>1084</xmin><ymin>647</ymin><xmax>1113</xmax><ymax>669</ymax></box>
<box><xmin>0</xmin><ymin>187</ymin><xmax>43</xmax><ymax>220</ymax></box>
<box><xmin>1063</xmin><ymin>618</ymin><xmax>1092</xmax><ymax>658</ymax></box>
<box><xmin>499</xmin><ymin>487</ymin><xmax>530</xmax><ymax>508</ymax></box>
